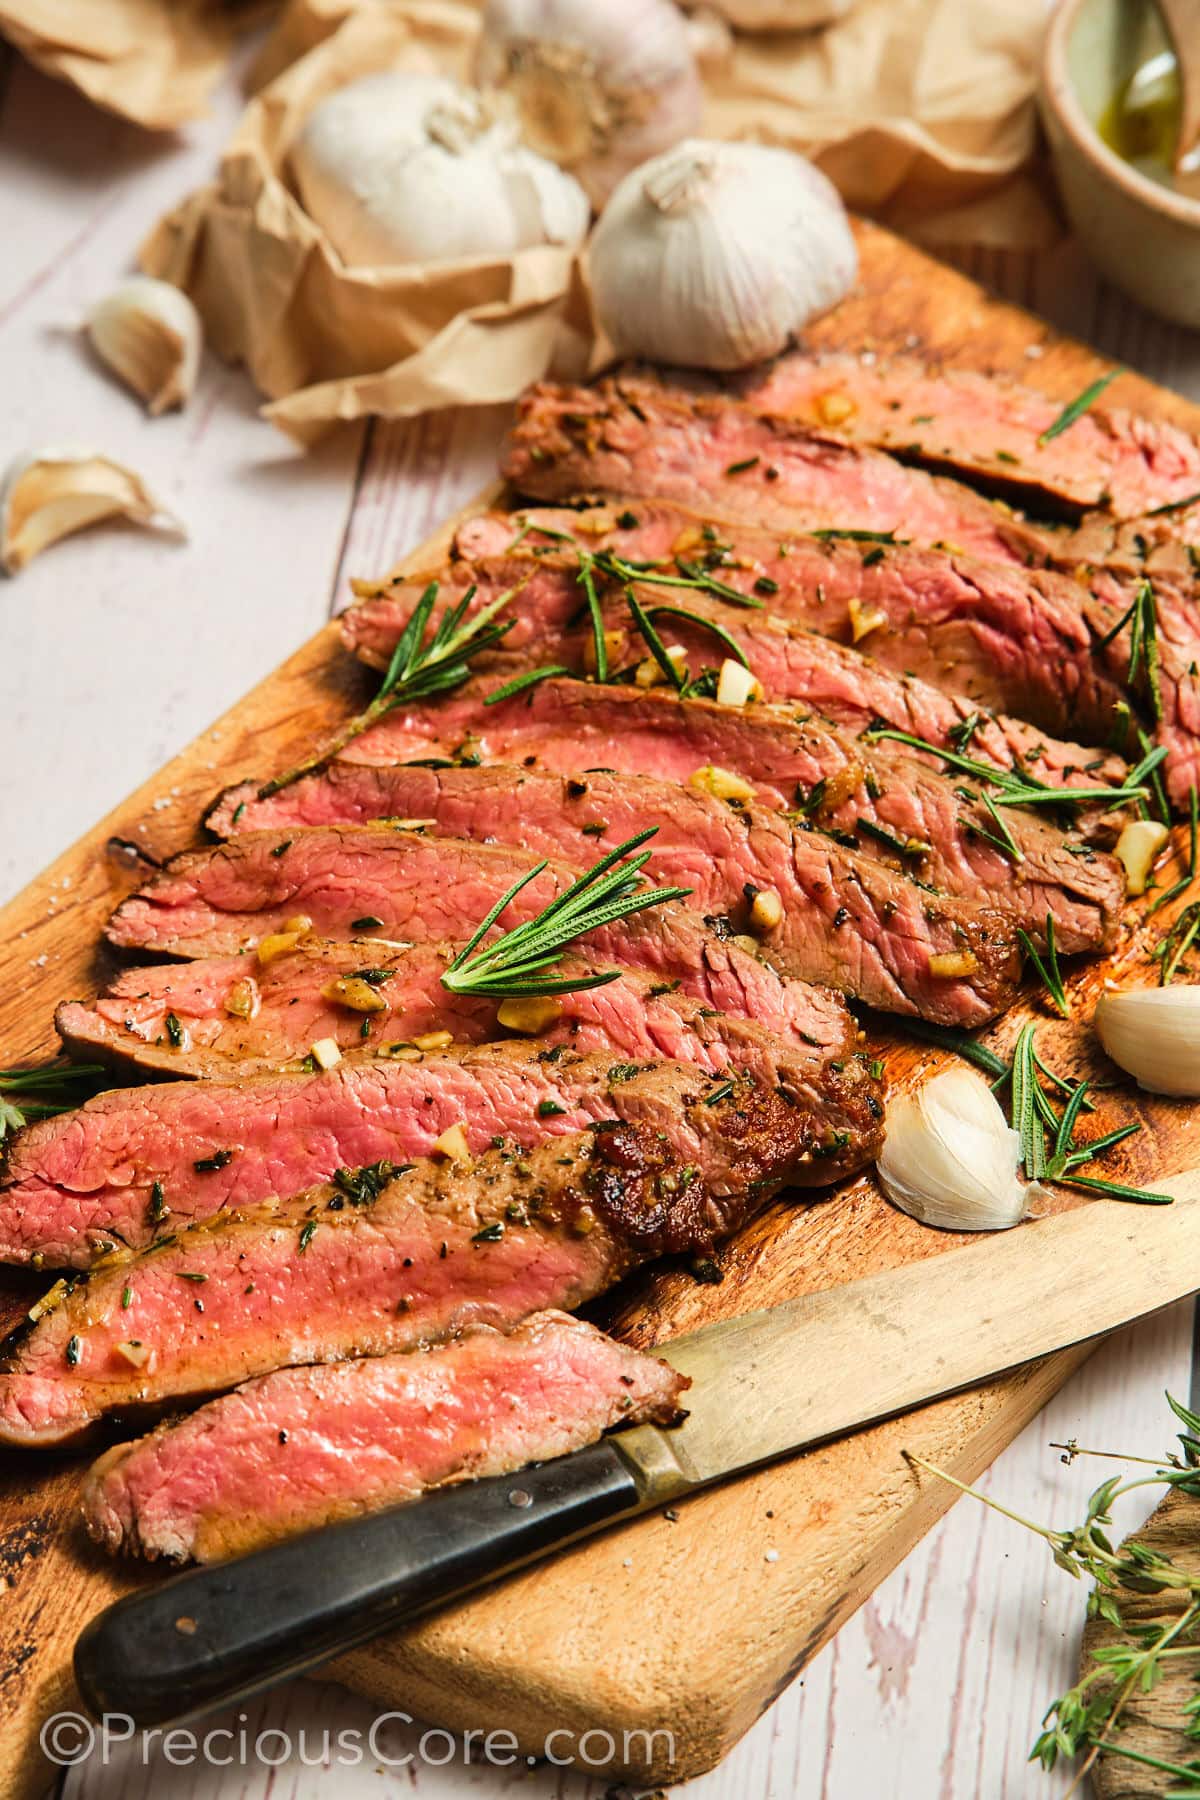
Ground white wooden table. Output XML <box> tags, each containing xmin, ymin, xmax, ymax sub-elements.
<box><xmin>2</xmin><ymin>41</ymin><xmax>1199</xmax><ymax>1800</ymax></box>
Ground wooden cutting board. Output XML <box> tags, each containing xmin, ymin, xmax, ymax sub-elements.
<box><xmin>3</xmin><ymin>219</ymin><xmax>1200</xmax><ymax>1800</ymax></box>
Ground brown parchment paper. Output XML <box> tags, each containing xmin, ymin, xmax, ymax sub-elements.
<box><xmin>253</xmin><ymin>0</ymin><xmax>1054</xmax><ymax>248</ymax></box>
<box><xmin>0</xmin><ymin>0</ymin><xmax>245</xmax><ymax>130</ymax></box>
<box><xmin>140</xmin><ymin>2</ymin><xmax>581</xmax><ymax>442</ymax></box>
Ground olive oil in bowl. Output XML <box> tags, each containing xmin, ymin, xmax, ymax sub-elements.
<box><xmin>1100</xmin><ymin>46</ymin><xmax>1200</xmax><ymax>199</ymax></box>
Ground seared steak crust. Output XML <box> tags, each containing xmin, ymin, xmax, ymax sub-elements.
<box><xmin>204</xmin><ymin>767</ymin><xmax>1023</xmax><ymax>1023</ymax></box>
<box><xmin>81</xmin><ymin>1311</ymin><xmax>688</xmax><ymax>1562</ymax></box>
<box><xmin>2</xmin><ymin>1040</ymin><xmax>881</xmax><ymax>1268</ymax></box>
<box><xmin>0</xmin><ymin>1074</ymin><xmax>801</xmax><ymax>1446</ymax></box>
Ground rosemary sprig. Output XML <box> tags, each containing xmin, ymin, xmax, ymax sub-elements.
<box><xmin>0</xmin><ymin>1062</ymin><xmax>108</xmax><ymax>1142</ymax></box>
<box><xmin>1037</xmin><ymin>368</ymin><xmax>1123</xmax><ymax>444</ymax></box>
<box><xmin>1017</xmin><ymin>913</ymin><xmax>1070</xmax><ymax>1017</ymax></box>
<box><xmin>1010</xmin><ymin>1024</ymin><xmax>1047</xmax><ymax>1178</ymax></box>
<box><xmin>591</xmin><ymin>548</ymin><xmax>766</xmax><ymax>611</ymax></box>
<box><xmin>636</xmin><ymin>602</ymin><xmax>751</xmax><ymax>673</ymax></box>
<box><xmin>483</xmin><ymin>665</ymin><xmax>571</xmax><ymax>706</ymax></box>
<box><xmin>862</xmin><ymin>726</ymin><xmax>1160</xmax><ymax>812</ymax></box>
<box><xmin>258</xmin><ymin>581</ymin><xmax>520</xmax><ymax>797</ymax></box>
<box><xmin>626</xmin><ymin>590</ymin><xmax>684</xmax><ymax>690</ymax></box>
<box><xmin>1155</xmin><ymin>900</ymin><xmax>1200</xmax><ymax>985</ymax></box>
<box><xmin>898</xmin><ymin>1019</ymin><xmax>1010</xmax><ymax>1081</ymax></box>
<box><xmin>1005</xmin><ymin>1022</ymin><xmax>1168</xmax><ymax>1202</ymax></box>
<box><xmin>975</xmin><ymin>792</ymin><xmax>1024</xmax><ymax>863</ymax></box>
<box><xmin>576</xmin><ymin>552</ymin><xmax>609</xmax><ymax>683</ymax></box>
<box><xmin>441</xmin><ymin>829</ymin><xmax>690</xmax><ymax>998</ymax></box>
<box><xmin>1147</xmin><ymin>488</ymin><xmax>1200</xmax><ymax>518</ymax></box>
<box><xmin>811</xmin><ymin>528</ymin><xmax>901</xmax><ymax>544</ymax></box>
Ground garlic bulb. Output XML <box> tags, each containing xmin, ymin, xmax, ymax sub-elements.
<box><xmin>85</xmin><ymin>277</ymin><xmax>202</xmax><ymax>415</ymax></box>
<box><xmin>589</xmin><ymin>139</ymin><xmax>858</xmax><ymax>371</ymax></box>
<box><xmin>475</xmin><ymin>0</ymin><xmax>702</xmax><ymax>207</ymax></box>
<box><xmin>1094</xmin><ymin>985</ymin><xmax>1200</xmax><ymax>1096</ymax></box>
<box><xmin>0</xmin><ymin>448</ymin><xmax>185</xmax><ymax>576</ymax></box>
<box><xmin>291</xmin><ymin>71</ymin><xmax>589</xmax><ymax>269</ymax></box>
<box><xmin>876</xmin><ymin>1066</ymin><xmax>1034</xmax><ymax>1233</ymax></box>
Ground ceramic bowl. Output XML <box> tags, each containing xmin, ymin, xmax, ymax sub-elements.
<box><xmin>1040</xmin><ymin>0</ymin><xmax>1200</xmax><ymax>328</ymax></box>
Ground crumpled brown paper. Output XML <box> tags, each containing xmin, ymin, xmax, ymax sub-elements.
<box><xmin>141</xmin><ymin>2</ymin><xmax>581</xmax><ymax>442</ymax></box>
<box><xmin>253</xmin><ymin>0</ymin><xmax>1054</xmax><ymax>250</ymax></box>
<box><xmin>0</xmin><ymin>0</ymin><xmax>245</xmax><ymax>130</ymax></box>
<box><xmin>701</xmin><ymin>0</ymin><xmax>1056</xmax><ymax>250</ymax></box>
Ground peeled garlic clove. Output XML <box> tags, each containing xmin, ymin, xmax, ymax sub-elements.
<box><xmin>290</xmin><ymin>70</ymin><xmax>589</xmax><ymax>268</ymax></box>
<box><xmin>476</xmin><ymin>0</ymin><xmax>702</xmax><ymax>207</ymax></box>
<box><xmin>876</xmin><ymin>1065</ymin><xmax>1033</xmax><ymax>1232</ymax></box>
<box><xmin>0</xmin><ymin>448</ymin><xmax>185</xmax><ymax>576</ymax></box>
<box><xmin>1094</xmin><ymin>985</ymin><xmax>1200</xmax><ymax>1096</ymax></box>
<box><xmin>85</xmin><ymin>277</ymin><xmax>202</xmax><ymax>416</ymax></box>
<box><xmin>589</xmin><ymin>138</ymin><xmax>858</xmax><ymax>371</ymax></box>
<box><xmin>1114</xmin><ymin>819</ymin><xmax>1170</xmax><ymax>896</ymax></box>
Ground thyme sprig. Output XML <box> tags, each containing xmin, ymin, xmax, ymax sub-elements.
<box><xmin>909</xmin><ymin>1394</ymin><xmax>1200</xmax><ymax>1792</ymax></box>
<box><xmin>0</xmin><ymin>1062</ymin><xmax>108</xmax><ymax>1142</ymax></box>
<box><xmin>442</xmin><ymin>829</ymin><xmax>690</xmax><ymax>998</ymax></box>
<box><xmin>259</xmin><ymin>581</ymin><xmax>520</xmax><ymax>797</ymax></box>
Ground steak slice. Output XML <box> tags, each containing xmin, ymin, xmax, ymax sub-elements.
<box><xmin>483</xmin><ymin>502</ymin><xmax>1127</xmax><ymax>747</ymax></box>
<box><xmin>202</xmin><ymin>768</ymin><xmax>1022</xmax><ymax>1024</ymax></box>
<box><xmin>82</xmin><ymin>1312</ymin><xmax>687</xmax><ymax>1561</ymax></box>
<box><xmin>502</xmin><ymin>377</ymin><xmax>1048</xmax><ymax>565</ymax></box>
<box><xmin>104</xmin><ymin>831</ymin><xmax>844</xmax><ymax>1055</ymax></box>
<box><xmin>661</xmin><ymin>351</ymin><xmax>1200</xmax><ymax>520</ymax></box>
<box><xmin>0</xmin><ymin>1078</ymin><xmax>799</xmax><ymax>1446</ymax></box>
<box><xmin>271</xmin><ymin>678</ymin><xmax>1121</xmax><ymax>949</ymax></box>
<box><xmin>56</xmin><ymin>940</ymin><xmax>854</xmax><ymax>1092</ymax></box>
<box><xmin>341</xmin><ymin>554</ymin><xmax>1129</xmax><ymax>795</ymax></box>
<box><xmin>1</xmin><ymin>1040</ymin><xmax>880</xmax><ymax>1269</ymax></box>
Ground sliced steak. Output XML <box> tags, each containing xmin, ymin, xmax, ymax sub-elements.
<box><xmin>104</xmin><ymin>831</ymin><xmax>844</xmax><ymax>1057</ymax></box>
<box><xmin>203</xmin><ymin>767</ymin><xmax>1023</xmax><ymax>1023</ymax></box>
<box><xmin>342</xmin><ymin>554</ymin><xmax>1127</xmax><ymax>797</ymax></box>
<box><xmin>502</xmin><ymin>377</ymin><xmax>1048</xmax><ymax>565</ymax></box>
<box><xmin>0</xmin><ymin>1076</ymin><xmax>800</xmax><ymax>1445</ymax></box>
<box><xmin>56</xmin><ymin>940</ymin><xmax>854</xmax><ymax>1093</ymax></box>
<box><xmin>277</xmin><ymin>678</ymin><xmax>1122</xmax><ymax>947</ymax></box>
<box><xmin>1</xmin><ymin>1040</ymin><xmax>880</xmax><ymax>1269</ymax></box>
<box><xmin>661</xmin><ymin>351</ymin><xmax>1200</xmax><ymax>520</ymax></box>
<box><xmin>82</xmin><ymin>1312</ymin><xmax>687</xmax><ymax>1561</ymax></box>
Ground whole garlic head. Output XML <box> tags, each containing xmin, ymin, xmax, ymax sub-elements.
<box><xmin>876</xmin><ymin>1065</ymin><xmax>1034</xmax><ymax>1233</ymax></box>
<box><xmin>476</xmin><ymin>0</ymin><xmax>702</xmax><ymax>208</ymax></box>
<box><xmin>589</xmin><ymin>138</ymin><xmax>858</xmax><ymax>371</ymax></box>
<box><xmin>290</xmin><ymin>70</ymin><xmax>590</xmax><ymax>269</ymax></box>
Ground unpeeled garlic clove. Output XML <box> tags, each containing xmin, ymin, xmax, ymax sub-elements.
<box><xmin>1094</xmin><ymin>984</ymin><xmax>1200</xmax><ymax>1096</ymax></box>
<box><xmin>85</xmin><ymin>277</ymin><xmax>202</xmax><ymax>416</ymax></box>
<box><xmin>0</xmin><ymin>448</ymin><xmax>186</xmax><ymax>576</ymax></box>
<box><xmin>876</xmin><ymin>1065</ymin><xmax>1035</xmax><ymax>1232</ymax></box>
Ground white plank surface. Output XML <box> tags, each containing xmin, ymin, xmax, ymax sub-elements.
<box><xmin>3</xmin><ymin>41</ymin><xmax>1200</xmax><ymax>1800</ymax></box>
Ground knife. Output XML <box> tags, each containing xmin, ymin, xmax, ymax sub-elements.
<box><xmin>74</xmin><ymin>1168</ymin><xmax>1200</xmax><ymax>1728</ymax></box>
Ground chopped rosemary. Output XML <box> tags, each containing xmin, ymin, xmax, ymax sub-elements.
<box><xmin>298</xmin><ymin>1220</ymin><xmax>317</xmax><ymax>1253</ymax></box>
<box><xmin>593</xmin><ymin>547</ymin><xmax>765</xmax><ymax>610</ymax></box>
<box><xmin>1037</xmin><ymin>368</ymin><xmax>1122</xmax><ymax>444</ymax></box>
<box><xmin>812</xmin><ymin>528</ymin><xmax>899</xmax><ymax>544</ymax></box>
<box><xmin>635</xmin><ymin>601</ymin><xmax>751</xmax><ymax>680</ymax></box>
<box><xmin>442</xmin><ymin>829</ymin><xmax>691</xmax><ymax>999</ymax></box>
<box><xmin>576</xmin><ymin>551</ymin><xmax>608</xmax><ymax>682</ymax></box>
<box><xmin>626</xmin><ymin>590</ymin><xmax>684</xmax><ymax>690</ymax></box>
<box><xmin>1147</xmin><ymin>487</ymin><xmax>1200</xmax><ymax>517</ymax></box>
<box><xmin>897</xmin><ymin>1020</ymin><xmax>1009</xmax><ymax>1081</ymax></box>
<box><xmin>702</xmin><ymin>1079</ymin><xmax>735</xmax><ymax>1105</ymax></box>
<box><xmin>258</xmin><ymin>579</ymin><xmax>521</xmax><ymax>796</ymax></box>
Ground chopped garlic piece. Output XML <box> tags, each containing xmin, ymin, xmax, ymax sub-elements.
<box><xmin>816</xmin><ymin>391</ymin><xmax>855</xmax><ymax>426</ymax></box>
<box><xmin>310</xmin><ymin>1037</ymin><xmax>342</xmax><ymax>1070</ymax></box>
<box><xmin>413</xmin><ymin>1029</ymin><xmax>454</xmax><ymax>1051</ymax></box>
<box><xmin>688</xmin><ymin>763</ymin><xmax>756</xmax><ymax>802</ymax></box>
<box><xmin>847</xmin><ymin>595</ymin><xmax>888</xmax><ymax>643</ymax></box>
<box><xmin>497</xmin><ymin>995</ymin><xmax>564</xmax><ymax>1034</ymax></box>
<box><xmin>322</xmin><ymin>976</ymin><xmax>389</xmax><ymax>1014</ymax></box>
<box><xmin>715</xmin><ymin>658</ymin><xmax>763</xmax><ymax>708</ymax></box>
<box><xmin>749</xmin><ymin>888</ymin><xmax>783</xmax><ymax>933</ymax></box>
<box><xmin>1114</xmin><ymin>820</ymin><xmax>1169</xmax><ymax>897</ymax></box>
<box><xmin>432</xmin><ymin>1122</ymin><xmax>471</xmax><ymax>1163</ymax></box>
<box><xmin>928</xmin><ymin>950</ymin><xmax>979</xmax><ymax>979</ymax></box>
<box><xmin>114</xmin><ymin>1340</ymin><xmax>151</xmax><ymax>1370</ymax></box>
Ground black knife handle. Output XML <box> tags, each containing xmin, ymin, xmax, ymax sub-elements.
<box><xmin>74</xmin><ymin>1440</ymin><xmax>641</xmax><ymax>1728</ymax></box>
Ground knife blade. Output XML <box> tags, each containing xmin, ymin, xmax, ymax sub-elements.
<box><xmin>74</xmin><ymin>1167</ymin><xmax>1200</xmax><ymax>1729</ymax></box>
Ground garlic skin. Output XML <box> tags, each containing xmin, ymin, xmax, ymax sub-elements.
<box><xmin>1094</xmin><ymin>986</ymin><xmax>1200</xmax><ymax>1096</ymax></box>
<box><xmin>589</xmin><ymin>139</ymin><xmax>858</xmax><ymax>371</ymax></box>
<box><xmin>0</xmin><ymin>448</ymin><xmax>185</xmax><ymax>577</ymax></box>
<box><xmin>291</xmin><ymin>71</ymin><xmax>589</xmax><ymax>269</ymax></box>
<box><xmin>86</xmin><ymin>277</ymin><xmax>202</xmax><ymax>416</ymax></box>
<box><xmin>876</xmin><ymin>1066</ymin><xmax>1033</xmax><ymax>1233</ymax></box>
<box><xmin>476</xmin><ymin>0</ymin><xmax>702</xmax><ymax>208</ymax></box>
